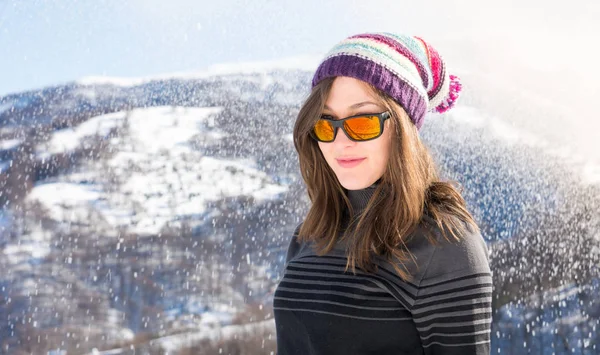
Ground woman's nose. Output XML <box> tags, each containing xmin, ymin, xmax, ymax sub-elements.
<box><xmin>333</xmin><ymin>127</ymin><xmax>356</xmax><ymax>145</ymax></box>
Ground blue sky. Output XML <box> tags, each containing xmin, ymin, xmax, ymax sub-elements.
<box><xmin>0</xmin><ymin>0</ymin><xmax>549</xmax><ymax>97</ymax></box>
<box><xmin>0</xmin><ymin>0</ymin><xmax>378</xmax><ymax>96</ymax></box>
<box><xmin>1</xmin><ymin>0</ymin><xmax>598</xmax><ymax>98</ymax></box>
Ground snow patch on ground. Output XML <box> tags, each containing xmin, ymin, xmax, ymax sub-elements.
<box><xmin>26</xmin><ymin>105</ymin><xmax>288</xmax><ymax>237</ymax></box>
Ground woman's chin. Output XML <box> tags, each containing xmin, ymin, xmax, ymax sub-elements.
<box><xmin>337</xmin><ymin>176</ymin><xmax>378</xmax><ymax>191</ymax></box>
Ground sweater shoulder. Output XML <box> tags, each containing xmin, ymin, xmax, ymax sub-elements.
<box><xmin>412</xmin><ymin>214</ymin><xmax>491</xmax><ymax>285</ymax></box>
<box><xmin>390</xmin><ymin>215</ymin><xmax>491</xmax><ymax>286</ymax></box>
<box><xmin>284</xmin><ymin>222</ymin><xmax>304</xmax><ymax>264</ymax></box>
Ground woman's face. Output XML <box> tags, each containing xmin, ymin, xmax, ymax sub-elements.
<box><xmin>318</xmin><ymin>76</ymin><xmax>392</xmax><ymax>191</ymax></box>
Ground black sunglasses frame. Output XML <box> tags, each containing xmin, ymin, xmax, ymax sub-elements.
<box><xmin>310</xmin><ymin>111</ymin><xmax>391</xmax><ymax>143</ymax></box>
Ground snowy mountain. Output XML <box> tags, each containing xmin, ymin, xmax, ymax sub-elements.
<box><xmin>0</xmin><ymin>68</ymin><xmax>312</xmax><ymax>354</ymax></box>
<box><xmin>0</xmin><ymin>65</ymin><xmax>599</xmax><ymax>354</ymax></box>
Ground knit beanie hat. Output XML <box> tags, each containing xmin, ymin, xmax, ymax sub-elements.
<box><xmin>311</xmin><ymin>32</ymin><xmax>462</xmax><ymax>130</ymax></box>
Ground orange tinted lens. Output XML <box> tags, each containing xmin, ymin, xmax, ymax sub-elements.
<box><xmin>314</xmin><ymin>120</ymin><xmax>335</xmax><ymax>141</ymax></box>
<box><xmin>344</xmin><ymin>115</ymin><xmax>380</xmax><ymax>140</ymax></box>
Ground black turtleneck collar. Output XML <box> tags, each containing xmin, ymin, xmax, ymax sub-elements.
<box><xmin>346</xmin><ymin>178</ymin><xmax>381</xmax><ymax>215</ymax></box>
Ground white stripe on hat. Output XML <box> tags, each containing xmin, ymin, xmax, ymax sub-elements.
<box><xmin>321</xmin><ymin>47</ymin><xmax>428</xmax><ymax>100</ymax></box>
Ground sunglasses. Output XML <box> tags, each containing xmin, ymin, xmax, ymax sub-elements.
<box><xmin>310</xmin><ymin>112</ymin><xmax>391</xmax><ymax>142</ymax></box>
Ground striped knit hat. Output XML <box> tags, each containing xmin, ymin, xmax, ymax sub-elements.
<box><xmin>312</xmin><ymin>33</ymin><xmax>462</xmax><ymax>130</ymax></box>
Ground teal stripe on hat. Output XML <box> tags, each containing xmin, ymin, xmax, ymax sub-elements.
<box><xmin>382</xmin><ymin>33</ymin><xmax>431</xmax><ymax>69</ymax></box>
<box><xmin>326</xmin><ymin>42</ymin><xmax>422</xmax><ymax>84</ymax></box>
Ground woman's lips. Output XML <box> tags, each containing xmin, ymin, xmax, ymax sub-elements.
<box><xmin>336</xmin><ymin>158</ymin><xmax>366</xmax><ymax>168</ymax></box>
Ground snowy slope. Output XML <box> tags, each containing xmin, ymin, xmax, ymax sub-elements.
<box><xmin>26</xmin><ymin>106</ymin><xmax>287</xmax><ymax>238</ymax></box>
<box><xmin>0</xmin><ymin>64</ymin><xmax>598</xmax><ymax>354</ymax></box>
<box><xmin>1</xmin><ymin>103</ymin><xmax>294</xmax><ymax>354</ymax></box>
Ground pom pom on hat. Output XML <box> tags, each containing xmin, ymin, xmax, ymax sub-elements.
<box><xmin>434</xmin><ymin>74</ymin><xmax>462</xmax><ymax>114</ymax></box>
<box><xmin>312</xmin><ymin>33</ymin><xmax>461</xmax><ymax>130</ymax></box>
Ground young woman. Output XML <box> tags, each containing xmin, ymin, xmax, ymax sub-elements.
<box><xmin>273</xmin><ymin>33</ymin><xmax>492</xmax><ymax>354</ymax></box>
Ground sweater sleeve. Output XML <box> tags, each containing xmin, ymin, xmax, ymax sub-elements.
<box><xmin>411</xmin><ymin>226</ymin><xmax>493</xmax><ymax>354</ymax></box>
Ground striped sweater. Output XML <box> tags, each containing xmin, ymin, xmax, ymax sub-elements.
<box><xmin>273</xmin><ymin>185</ymin><xmax>493</xmax><ymax>354</ymax></box>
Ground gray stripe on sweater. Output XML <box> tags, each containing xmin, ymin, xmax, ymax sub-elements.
<box><xmin>415</xmin><ymin>274</ymin><xmax>492</xmax><ymax>296</ymax></box>
<box><xmin>276</xmin><ymin>286</ymin><xmax>397</xmax><ymax>301</ymax></box>
<box><xmin>282</xmin><ymin>277</ymin><xmax>384</xmax><ymax>292</ymax></box>
<box><xmin>413</xmin><ymin>286</ymin><xmax>493</xmax><ymax>306</ymax></box>
<box><xmin>416</xmin><ymin>317</ymin><xmax>492</xmax><ymax>332</ymax></box>
<box><xmin>423</xmin><ymin>339</ymin><xmax>490</xmax><ymax>348</ymax></box>
<box><xmin>413</xmin><ymin>307</ymin><xmax>492</xmax><ymax>323</ymax></box>
<box><xmin>274</xmin><ymin>296</ymin><xmax>405</xmax><ymax>311</ymax></box>
<box><xmin>274</xmin><ymin>307</ymin><xmax>412</xmax><ymax>321</ymax></box>
<box><xmin>420</xmin><ymin>329</ymin><xmax>491</xmax><ymax>340</ymax></box>
<box><xmin>411</xmin><ymin>295</ymin><xmax>492</xmax><ymax>315</ymax></box>
<box><xmin>284</xmin><ymin>268</ymin><xmax>419</xmax><ymax>304</ymax></box>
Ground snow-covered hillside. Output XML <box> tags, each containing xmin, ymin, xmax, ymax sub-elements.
<box><xmin>27</xmin><ymin>106</ymin><xmax>286</xmax><ymax>237</ymax></box>
<box><xmin>0</xmin><ymin>66</ymin><xmax>598</xmax><ymax>354</ymax></box>
<box><xmin>0</xmin><ymin>75</ymin><xmax>306</xmax><ymax>353</ymax></box>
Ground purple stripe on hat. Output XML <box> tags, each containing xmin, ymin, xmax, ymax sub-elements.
<box><xmin>349</xmin><ymin>33</ymin><xmax>429</xmax><ymax>89</ymax></box>
<box><xmin>312</xmin><ymin>54</ymin><xmax>428</xmax><ymax>130</ymax></box>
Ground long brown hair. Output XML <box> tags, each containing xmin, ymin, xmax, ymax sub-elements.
<box><xmin>293</xmin><ymin>76</ymin><xmax>480</xmax><ymax>283</ymax></box>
